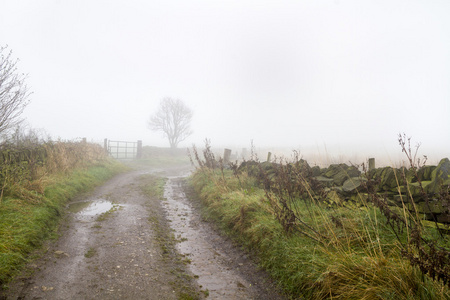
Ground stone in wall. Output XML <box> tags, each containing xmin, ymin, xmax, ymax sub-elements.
<box><xmin>342</xmin><ymin>177</ymin><xmax>367</xmax><ymax>193</ymax></box>
<box><xmin>322</xmin><ymin>163</ymin><xmax>361</xmax><ymax>186</ymax></box>
<box><xmin>413</xmin><ymin>165</ymin><xmax>436</xmax><ymax>182</ymax></box>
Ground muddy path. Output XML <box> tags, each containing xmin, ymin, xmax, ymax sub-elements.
<box><xmin>2</xmin><ymin>165</ymin><xmax>286</xmax><ymax>300</ymax></box>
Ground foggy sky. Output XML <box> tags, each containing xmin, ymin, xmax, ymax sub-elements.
<box><xmin>1</xmin><ymin>0</ymin><xmax>449</xmax><ymax>164</ymax></box>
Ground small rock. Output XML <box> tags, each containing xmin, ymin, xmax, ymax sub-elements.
<box><xmin>54</xmin><ymin>250</ymin><xmax>69</xmax><ymax>257</ymax></box>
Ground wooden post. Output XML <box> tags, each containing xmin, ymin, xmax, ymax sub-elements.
<box><xmin>267</xmin><ymin>152</ymin><xmax>272</xmax><ymax>162</ymax></box>
<box><xmin>104</xmin><ymin>139</ymin><xmax>108</xmax><ymax>153</ymax></box>
<box><xmin>368</xmin><ymin>158</ymin><xmax>375</xmax><ymax>171</ymax></box>
<box><xmin>137</xmin><ymin>140</ymin><xmax>143</xmax><ymax>159</ymax></box>
<box><xmin>224</xmin><ymin>148</ymin><xmax>231</xmax><ymax>163</ymax></box>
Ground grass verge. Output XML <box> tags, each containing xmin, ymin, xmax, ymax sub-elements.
<box><xmin>0</xmin><ymin>158</ymin><xmax>126</xmax><ymax>287</ymax></box>
<box><xmin>190</xmin><ymin>169</ymin><xmax>450</xmax><ymax>299</ymax></box>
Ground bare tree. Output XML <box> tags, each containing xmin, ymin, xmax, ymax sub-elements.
<box><xmin>148</xmin><ymin>97</ymin><xmax>193</xmax><ymax>149</ymax></box>
<box><xmin>0</xmin><ymin>46</ymin><xmax>30</xmax><ymax>135</ymax></box>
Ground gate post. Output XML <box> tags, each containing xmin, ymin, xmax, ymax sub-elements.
<box><xmin>104</xmin><ymin>139</ymin><xmax>108</xmax><ymax>153</ymax></box>
<box><xmin>137</xmin><ymin>140</ymin><xmax>143</xmax><ymax>159</ymax></box>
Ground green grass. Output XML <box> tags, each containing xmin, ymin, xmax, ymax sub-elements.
<box><xmin>95</xmin><ymin>204</ymin><xmax>121</xmax><ymax>222</ymax></box>
<box><xmin>137</xmin><ymin>155</ymin><xmax>190</xmax><ymax>168</ymax></box>
<box><xmin>0</xmin><ymin>158</ymin><xmax>126</xmax><ymax>287</ymax></box>
<box><xmin>190</xmin><ymin>169</ymin><xmax>450</xmax><ymax>299</ymax></box>
<box><xmin>125</xmin><ymin>146</ymin><xmax>191</xmax><ymax>169</ymax></box>
<box><xmin>140</xmin><ymin>175</ymin><xmax>167</xmax><ymax>198</ymax></box>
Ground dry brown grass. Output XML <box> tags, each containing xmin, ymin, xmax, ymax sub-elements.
<box><xmin>0</xmin><ymin>140</ymin><xmax>108</xmax><ymax>203</ymax></box>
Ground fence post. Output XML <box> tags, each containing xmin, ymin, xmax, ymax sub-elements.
<box><xmin>104</xmin><ymin>139</ymin><xmax>108</xmax><ymax>153</ymax></box>
<box><xmin>368</xmin><ymin>158</ymin><xmax>375</xmax><ymax>171</ymax></box>
<box><xmin>82</xmin><ymin>137</ymin><xmax>87</xmax><ymax>143</ymax></box>
<box><xmin>137</xmin><ymin>140</ymin><xmax>142</xmax><ymax>159</ymax></box>
<box><xmin>267</xmin><ymin>152</ymin><xmax>272</xmax><ymax>162</ymax></box>
<box><xmin>224</xmin><ymin>148</ymin><xmax>231</xmax><ymax>163</ymax></box>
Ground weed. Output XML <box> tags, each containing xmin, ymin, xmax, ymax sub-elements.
<box><xmin>84</xmin><ymin>247</ymin><xmax>97</xmax><ymax>258</ymax></box>
<box><xmin>96</xmin><ymin>204</ymin><xmax>120</xmax><ymax>221</ymax></box>
<box><xmin>201</xmin><ymin>289</ymin><xmax>209</xmax><ymax>297</ymax></box>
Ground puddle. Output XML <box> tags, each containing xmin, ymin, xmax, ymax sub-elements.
<box><xmin>163</xmin><ymin>177</ymin><xmax>256</xmax><ymax>299</ymax></box>
<box><xmin>68</xmin><ymin>200</ymin><xmax>114</xmax><ymax>218</ymax></box>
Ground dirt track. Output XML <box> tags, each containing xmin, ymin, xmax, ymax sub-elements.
<box><xmin>2</xmin><ymin>165</ymin><xmax>285</xmax><ymax>300</ymax></box>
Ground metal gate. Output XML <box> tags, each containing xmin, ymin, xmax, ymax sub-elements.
<box><xmin>106</xmin><ymin>139</ymin><xmax>142</xmax><ymax>159</ymax></box>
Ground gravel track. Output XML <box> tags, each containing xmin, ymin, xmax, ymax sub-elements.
<box><xmin>2</xmin><ymin>165</ymin><xmax>286</xmax><ymax>300</ymax></box>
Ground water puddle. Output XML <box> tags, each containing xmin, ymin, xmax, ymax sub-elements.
<box><xmin>68</xmin><ymin>199</ymin><xmax>114</xmax><ymax>219</ymax></box>
<box><xmin>163</xmin><ymin>177</ymin><xmax>256</xmax><ymax>299</ymax></box>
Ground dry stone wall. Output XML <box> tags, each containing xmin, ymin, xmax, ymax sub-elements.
<box><xmin>239</xmin><ymin>157</ymin><xmax>450</xmax><ymax>224</ymax></box>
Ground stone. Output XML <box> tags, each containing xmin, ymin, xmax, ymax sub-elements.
<box><xmin>426</xmin><ymin>179</ymin><xmax>447</xmax><ymax>195</ymax></box>
<box><xmin>293</xmin><ymin>159</ymin><xmax>311</xmax><ymax>172</ymax></box>
<box><xmin>409</xmin><ymin>181</ymin><xmax>431</xmax><ymax>197</ymax></box>
<box><xmin>413</xmin><ymin>200</ymin><xmax>449</xmax><ymax>214</ymax></box>
<box><xmin>54</xmin><ymin>250</ymin><xmax>69</xmax><ymax>258</ymax></box>
<box><xmin>398</xmin><ymin>167</ymin><xmax>412</xmax><ymax>185</ymax></box>
<box><xmin>314</xmin><ymin>176</ymin><xmax>335</xmax><ymax>188</ymax></box>
<box><xmin>322</xmin><ymin>164</ymin><xmax>361</xmax><ymax>186</ymax></box>
<box><xmin>333</xmin><ymin>166</ymin><xmax>361</xmax><ymax>186</ymax></box>
<box><xmin>323</xmin><ymin>164</ymin><xmax>347</xmax><ymax>178</ymax></box>
<box><xmin>311</xmin><ymin>166</ymin><xmax>321</xmax><ymax>177</ymax></box>
<box><xmin>342</xmin><ymin>177</ymin><xmax>367</xmax><ymax>193</ymax></box>
<box><xmin>379</xmin><ymin>167</ymin><xmax>400</xmax><ymax>191</ymax></box>
<box><xmin>431</xmin><ymin>158</ymin><xmax>450</xmax><ymax>182</ymax></box>
<box><xmin>414</xmin><ymin>165</ymin><xmax>436</xmax><ymax>182</ymax></box>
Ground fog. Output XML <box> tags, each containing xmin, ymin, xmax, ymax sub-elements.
<box><xmin>1</xmin><ymin>0</ymin><xmax>449</xmax><ymax>165</ymax></box>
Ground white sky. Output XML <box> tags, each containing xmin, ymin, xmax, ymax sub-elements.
<box><xmin>1</xmin><ymin>0</ymin><xmax>449</xmax><ymax>164</ymax></box>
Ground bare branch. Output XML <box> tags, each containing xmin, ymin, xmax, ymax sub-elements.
<box><xmin>0</xmin><ymin>45</ymin><xmax>31</xmax><ymax>135</ymax></box>
<box><xmin>148</xmin><ymin>97</ymin><xmax>193</xmax><ymax>149</ymax></box>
